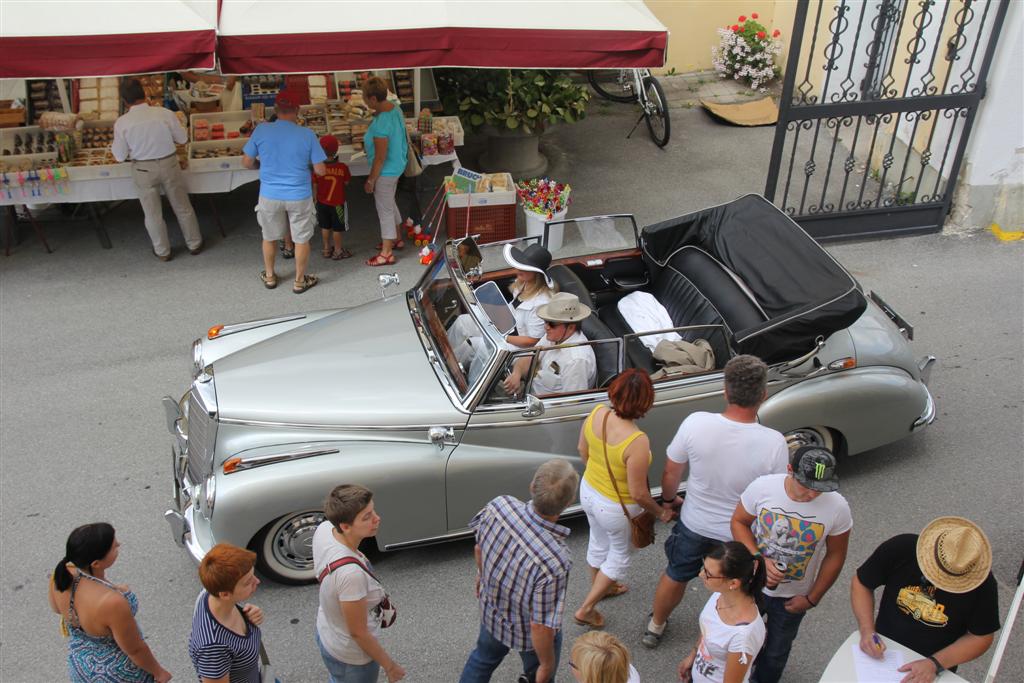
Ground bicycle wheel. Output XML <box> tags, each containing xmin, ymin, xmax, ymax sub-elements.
<box><xmin>587</xmin><ymin>70</ymin><xmax>638</xmax><ymax>103</ymax></box>
<box><xmin>642</xmin><ymin>76</ymin><xmax>671</xmax><ymax>147</ymax></box>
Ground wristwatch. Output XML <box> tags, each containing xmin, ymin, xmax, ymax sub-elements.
<box><xmin>926</xmin><ymin>655</ymin><xmax>945</xmax><ymax>675</ymax></box>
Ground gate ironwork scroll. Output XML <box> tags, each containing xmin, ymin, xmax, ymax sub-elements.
<box><xmin>765</xmin><ymin>0</ymin><xmax>1011</xmax><ymax>240</ymax></box>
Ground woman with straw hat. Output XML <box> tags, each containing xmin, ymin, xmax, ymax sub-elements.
<box><xmin>851</xmin><ymin>517</ymin><xmax>1000</xmax><ymax>682</ymax></box>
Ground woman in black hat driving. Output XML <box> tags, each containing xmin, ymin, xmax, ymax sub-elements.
<box><xmin>449</xmin><ymin>244</ymin><xmax>556</xmax><ymax>374</ymax></box>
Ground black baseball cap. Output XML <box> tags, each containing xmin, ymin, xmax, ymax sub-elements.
<box><xmin>791</xmin><ymin>446</ymin><xmax>839</xmax><ymax>492</ymax></box>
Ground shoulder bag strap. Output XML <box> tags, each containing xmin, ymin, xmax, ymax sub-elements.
<box><xmin>600</xmin><ymin>410</ymin><xmax>634</xmax><ymax>521</ymax></box>
<box><xmin>317</xmin><ymin>555</ymin><xmax>381</xmax><ymax>585</ymax></box>
<box><xmin>234</xmin><ymin>603</ymin><xmax>270</xmax><ymax>666</ymax></box>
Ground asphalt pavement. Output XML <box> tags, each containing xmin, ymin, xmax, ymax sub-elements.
<box><xmin>1</xmin><ymin>99</ymin><xmax>1022</xmax><ymax>682</ymax></box>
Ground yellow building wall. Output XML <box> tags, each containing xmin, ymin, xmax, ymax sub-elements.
<box><xmin>645</xmin><ymin>0</ymin><xmax>800</xmax><ymax>74</ymax></box>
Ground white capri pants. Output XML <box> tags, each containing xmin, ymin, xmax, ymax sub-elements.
<box><xmin>580</xmin><ymin>477</ymin><xmax>642</xmax><ymax>582</ymax></box>
<box><xmin>373</xmin><ymin>175</ymin><xmax>402</xmax><ymax>240</ymax></box>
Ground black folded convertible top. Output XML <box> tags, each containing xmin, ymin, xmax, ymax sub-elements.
<box><xmin>641</xmin><ymin>194</ymin><xmax>867</xmax><ymax>363</ymax></box>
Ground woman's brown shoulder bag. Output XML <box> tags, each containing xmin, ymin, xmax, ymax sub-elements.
<box><xmin>601</xmin><ymin>410</ymin><xmax>656</xmax><ymax>549</ymax></box>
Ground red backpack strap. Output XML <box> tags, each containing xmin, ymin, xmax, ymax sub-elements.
<box><xmin>317</xmin><ymin>556</ymin><xmax>363</xmax><ymax>584</ymax></box>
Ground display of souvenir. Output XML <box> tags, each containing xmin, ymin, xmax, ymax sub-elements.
<box><xmin>420</xmin><ymin>133</ymin><xmax>438</xmax><ymax>157</ymax></box>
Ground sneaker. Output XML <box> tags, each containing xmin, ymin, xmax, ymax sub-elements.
<box><xmin>641</xmin><ymin>615</ymin><xmax>665</xmax><ymax>649</ymax></box>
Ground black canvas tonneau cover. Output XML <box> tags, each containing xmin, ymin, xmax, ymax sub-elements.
<box><xmin>641</xmin><ymin>194</ymin><xmax>867</xmax><ymax>363</ymax></box>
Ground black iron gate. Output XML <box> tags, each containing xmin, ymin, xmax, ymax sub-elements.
<box><xmin>765</xmin><ymin>0</ymin><xmax>1011</xmax><ymax>240</ymax></box>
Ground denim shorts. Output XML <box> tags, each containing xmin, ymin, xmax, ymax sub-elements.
<box><xmin>315</xmin><ymin>629</ymin><xmax>380</xmax><ymax>683</ymax></box>
<box><xmin>664</xmin><ymin>520</ymin><xmax>720</xmax><ymax>583</ymax></box>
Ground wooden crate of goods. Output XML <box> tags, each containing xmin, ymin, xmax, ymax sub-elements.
<box><xmin>188</xmin><ymin>139</ymin><xmax>248</xmax><ymax>172</ymax></box>
<box><xmin>189</xmin><ymin>111</ymin><xmax>254</xmax><ymax>142</ymax></box>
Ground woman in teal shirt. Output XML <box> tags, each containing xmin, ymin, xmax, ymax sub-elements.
<box><xmin>362</xmin><ymin>76</ymin><xmax>408</xmax><ymax>266</ymax></box>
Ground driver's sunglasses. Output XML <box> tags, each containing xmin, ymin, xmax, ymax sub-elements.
<box><xmin>544</xmin><ymin>321</ymin><xmax>565</xmax><ymax>329</ymax></box>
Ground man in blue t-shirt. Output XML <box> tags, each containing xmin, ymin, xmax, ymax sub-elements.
<box><xmin>243</xmin><ymin>90</ymin><xmax>326</xmax><ymax>294</ymax></box>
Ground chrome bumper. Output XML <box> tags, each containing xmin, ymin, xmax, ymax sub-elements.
<box><xmin>911</xmin><ymin>383</ymin><xmax>937</xmax><ymax>432</ymax></box>
<box><xmin>164</xmin><ymin>505</ymin><xmax>207</xmax><ymax>564</ymax></box>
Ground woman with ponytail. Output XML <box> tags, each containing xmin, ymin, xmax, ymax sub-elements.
<box><xmin>678</xmin><ymin>541</ymin><xmax>766</xmax><ymax>683</ymax></box>
<box><xmin>47</xmin><ymin>523</ymin><xmax>171</xmax><ymax>682</ymax></box>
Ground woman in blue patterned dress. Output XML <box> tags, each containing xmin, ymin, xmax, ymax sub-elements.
<box><xmin>48</xmin><ymin>523</ymin><xmax>171</xmax><ymax>682</ymax></box>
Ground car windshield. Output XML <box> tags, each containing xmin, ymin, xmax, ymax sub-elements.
<box><xmin>413</xmin><ymin>248</ymin><xmax>498</xmax><ymax>399</ymax></box>
<box><xmin>543</xmin><ymin>214</ymin><xmax>639</xmax><ymax>260</ymax></box>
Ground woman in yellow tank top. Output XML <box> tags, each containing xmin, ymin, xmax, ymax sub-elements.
<box><xmin>573</xmin><ymin>369</ymin><xmax>674</xmax><ymax>629</ymax></box>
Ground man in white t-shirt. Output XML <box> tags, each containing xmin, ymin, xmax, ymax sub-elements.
<box><xmin>731</xmin><ymin>447</ymin><xmax>853</xmax><ymax>683</ymax></box>
<box><xmin>642</xmin><ymin>355</ymin><xmax>788</xmax><ymax>648</ymax></box>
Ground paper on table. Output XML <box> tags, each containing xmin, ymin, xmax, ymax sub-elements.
<box><xmin>851</xmin><ymin>642</ymin><xmax>905</xmax><ymax>682</ymax></box>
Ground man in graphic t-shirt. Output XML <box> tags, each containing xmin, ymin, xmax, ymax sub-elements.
<box><xmin>851</xmin><ymin>517</ymin><xmax>1000</xmax><ymax>683</ymax></box>
<box><xmin>642</xmin><ymin>355</ymin><xmax>789</xmax><ymax>649</ymax></box>
<box><xmin>731</xmin><ymin>446</ymin><xmax>853</xmax><ymax>683</ymax></box>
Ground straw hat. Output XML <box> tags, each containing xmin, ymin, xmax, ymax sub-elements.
<box><xmin>917</xmin><ymin>517</ymin><xmax>992</xmax><ymax>593</ymax></box>
<box><xmin>537</xmin><ymin>292</ymin><xmax>592</xmax><ymax>324</ymax></box>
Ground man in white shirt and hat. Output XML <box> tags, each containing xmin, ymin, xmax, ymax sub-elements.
<box><xmin>502</xmin><ymin>292</ymin><xmax>597</xmax><ymax>396</ymax></box>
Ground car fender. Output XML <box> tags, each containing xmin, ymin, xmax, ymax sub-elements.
<box><xmin>759</xmin><ymin>366</ymin><xmax>929</xmax><ymax>455</ymax></box>
<box><xmin>206</xmin><ymin>439</ymin><xmax>451</xmax><ymax>552</ymax></box>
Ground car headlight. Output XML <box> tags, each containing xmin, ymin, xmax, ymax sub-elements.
<box><xmin>191</xmin><ymin>339</ymin><xmax>204</xmax><ymax>380</ymax></box>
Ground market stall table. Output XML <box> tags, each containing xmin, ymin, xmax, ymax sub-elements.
<box><xmin>1</xmin><ymin>169</ymin><xmax>259</xmax><ymax>254</ymax></box>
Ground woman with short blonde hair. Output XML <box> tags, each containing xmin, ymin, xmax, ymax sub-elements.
<box><xmin>570</xmin><ymin>632</ymin><xmax>639</xmax><ymax>683</ymax></box>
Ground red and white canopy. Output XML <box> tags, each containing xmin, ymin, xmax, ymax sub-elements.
<box><xmin>0</xmin><ymin>0</ymin><xmax>217</xmax><ymax>78</ymax></box>
<box><xmin>216</xmin><ymin>0</ymin><xmax>668</xmax><ymax>74</ymax></box>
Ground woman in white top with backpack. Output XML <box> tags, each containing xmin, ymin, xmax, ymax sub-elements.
<box><xmin>313</xmin><ymin>484</ymin><xmax>404</xmax><ymax>683</ymax></box>
<box><xmin>679</xmin><ymin>541</ymin><xmax>767</xmax><ymax>683</ymax></box>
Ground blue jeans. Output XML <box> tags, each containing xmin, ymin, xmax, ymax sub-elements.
<box><xmin>316</xmin><ymin>629</ymin><xmax>381</xmax><ymax>683</ymax></box>
<box><xmin>750</xmin><ymin>595</ymin><xmax>807</xmax><ymax>683</ymax></box>
<box><xmin>458</xmin><ymin>622</ymin><xmax>563</xmax><ymax>683</ymax></box>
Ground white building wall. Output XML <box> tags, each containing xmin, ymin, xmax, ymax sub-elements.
<box><xmin>954</xmin><ymin>0</ymin><xmax>1024</xmax><ymax>230</ymax></box>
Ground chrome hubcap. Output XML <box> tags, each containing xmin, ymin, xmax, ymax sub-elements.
<box><xmin>271</xmin><ymin>512</ymin><xmax>324</xmax><ymax>571</ymax></box>
<box><xmin>785</xmin><ymin>428</ymin><xmax>828</xmax><ymax>450</ymax></box>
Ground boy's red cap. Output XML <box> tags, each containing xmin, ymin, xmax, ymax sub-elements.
<box><xmin>319</xmin><ymin>135</ymin><xmax>340</xmax><ymax>157</ymax></box>
<box><xmin>274</xmin><ymin>90</ymin><xmax>301</xmax><ymax>110</ymax></box>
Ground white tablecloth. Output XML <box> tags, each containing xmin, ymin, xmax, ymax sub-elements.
<box><xmin>0</xmin><ymin>169</ymin><xmax>260</xmax><ymax>206</ymax></box>
<box><xmin>0</xmin><ymin>149</ymin><xmax>458</xmax><ymax>207</ymax></box>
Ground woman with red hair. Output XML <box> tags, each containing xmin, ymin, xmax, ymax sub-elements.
<box><xmin>573</xmin><ymin>369</ymin><xmax>674</xmax><ymax>629</ymax></box>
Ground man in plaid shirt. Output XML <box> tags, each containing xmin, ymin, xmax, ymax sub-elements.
<box><xmin>459</xmin><ymin>459</ymin><xmax>580</xmax><ymax>683</ymax></box>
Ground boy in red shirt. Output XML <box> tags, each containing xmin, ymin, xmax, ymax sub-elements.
<box><xmin>313</xmin><ymin>135</ymin><xmax>353</xmax><ymax>259</ymax></box>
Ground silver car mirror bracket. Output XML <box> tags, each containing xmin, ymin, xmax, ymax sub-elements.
<box><xmin>428</xmin><ymin>426</ymin><xmax>455</xmax><ymax>449</ymax></box>
<box><xmin>378</xmin><ymin>272</ymin><xmax>400</xmax><ymax>299</ymax></box>
<box><xmin>521</xmin><ymin>394</ymin><xmax>545</xmax><ymax>419</ymax></box>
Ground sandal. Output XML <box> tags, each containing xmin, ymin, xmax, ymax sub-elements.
<box><xmin>293</xmin><ymin>274</ymin><xmax>318</xmax><ymax>294</ymax></box>
<box><xmin>332</xmin><ymin>248</ymin><xmax>353</xmax><ymax>260</ymax></box>
<box><xmin>279</xmin><ymin>241</ymin><xmax>295</xmax><ymax>259</ymax></box>
<box><xmin>259</xmin><ymin>270</ymin><xmax>278</xmax><ymax>289</ymax></box>
<box><xmin>573</xmin><ymin>610</ymin><xmax>605</xmax><ymax>629</ymax></box>
<box><xmin>322</xmin><ymin>246</ymin><xmax>334</xmax><ymax>258</ymax></box>
<box><xmin>376</xmin><ymin>239</ymin><xmax>405</xmax><ymax>250</ymax></box>
<box><xmin>366</xmin><ymin>252</ymin><xmax>396</xmax><ymax>267</ymax></box>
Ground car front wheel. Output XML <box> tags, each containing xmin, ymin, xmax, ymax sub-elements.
<box><xmin>252</xmin><ymin>511</ymin><xmax>324</xmax><ymax>585</ymax></box>
<box><xmin>784</xmin><ymin>426</ymin><xmax>836</xmax><ymax>454</ymax></box>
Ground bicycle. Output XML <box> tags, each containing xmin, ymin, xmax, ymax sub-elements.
<box><xmin>587</xmin><ymin>68</ymin><xmax>671</xmax><ymax>147</ymax></box>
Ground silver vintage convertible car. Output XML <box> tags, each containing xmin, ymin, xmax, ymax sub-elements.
<box><xmin>163</xmin><ymin>194</ymin><xmax>935</xmax><ymax>583</ymax></box>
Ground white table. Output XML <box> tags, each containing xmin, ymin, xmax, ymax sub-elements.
<box><xmin>1</xmin><ymin>169</ymin><xmax>260</xmax><ymax>254</ymax></box>
<box><xmin>820</xmin><ymin>631</ymin><xmax>968</xmax><ymax>682</ymax></box>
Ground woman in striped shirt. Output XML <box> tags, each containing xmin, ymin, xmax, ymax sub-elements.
<box><xmin>188</xmin><ymin>543</ymin><xmax>266</xmax><ymax>683</ymax></box>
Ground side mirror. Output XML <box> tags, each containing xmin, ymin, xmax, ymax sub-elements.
<box><xmin>521</xmin><ymin>394</ymin><xmax>545</xmax><ymax>418</ymax></box>
<box><xmin>378</xmin><ymin>272</ymin><xmax>400</xmax><ymax>299</ymax></box>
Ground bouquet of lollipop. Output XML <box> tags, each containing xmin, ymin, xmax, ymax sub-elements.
<box><xmin>516</xmin><ymin>177</ymin><xmax>572</xmax><ymax>219</ymax></box>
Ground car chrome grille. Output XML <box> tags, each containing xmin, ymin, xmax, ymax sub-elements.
<box><xmin>186</xmin><ymin>387</ymin><xmax>217</xmax><ymax>484</ymax></box>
